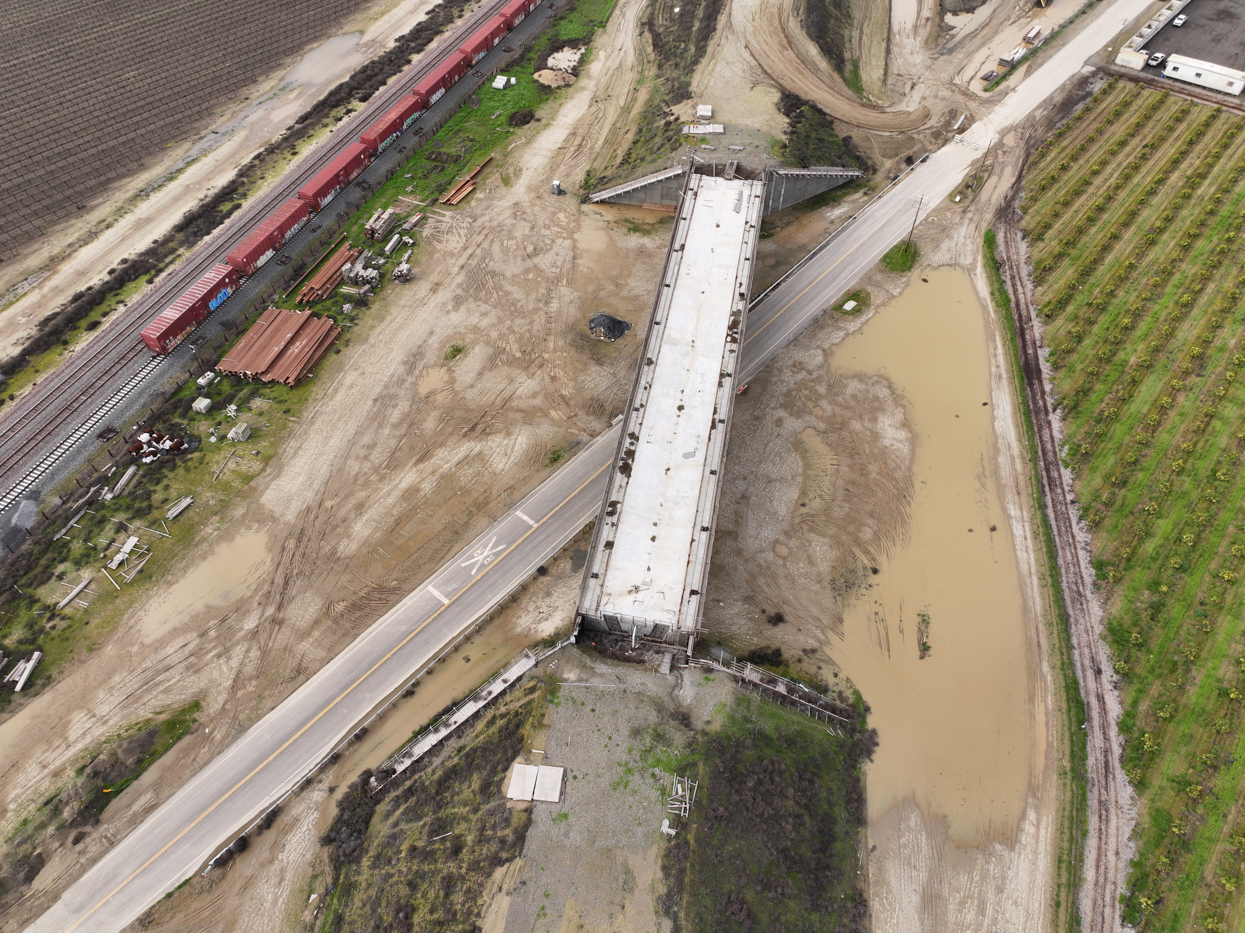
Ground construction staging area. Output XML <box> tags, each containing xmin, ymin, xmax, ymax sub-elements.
<box><xmin>577</xmin><ymin>173</ymin><xmax>764</xmax><ymax>647</ymax></box>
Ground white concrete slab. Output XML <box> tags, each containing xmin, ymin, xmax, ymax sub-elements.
<box><xmin>533</xmin><ymin>766</ymin><xmax>564</xmax><ymax>802</ymax></box>
<box><xmin>506</xmin><ymin>764</ymin><xmax>539</xmax><ymax>801</ymax></box>
<box><xmin>582</xmin><ymin>174</ymin><xmax>763</xmax><ymax>637</ymax></box>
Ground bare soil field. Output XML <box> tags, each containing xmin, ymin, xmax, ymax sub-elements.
<box><xmin>0</xmin><ymin>0</ymin><xmax>660</xmax><ymax>923</ymax></box>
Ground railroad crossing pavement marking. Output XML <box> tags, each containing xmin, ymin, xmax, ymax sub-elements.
<box><xmin>516</xmin><ymin>510</ymin><xmax>537</xmax><ymax>527</ymax></box>
<box><xmin>62</xmin><ymin>457</ymin><xmax>611</xmax><ymax>933</ymax></box>
<box><xmin>426</xmin><ymin>586</ymin><xmax>450</xmax><ymax>605</ymax></box>
<box><xmin>460</xmin><ymin>534</ymin><xmax>506</xmax><ymax>575</ymax></box>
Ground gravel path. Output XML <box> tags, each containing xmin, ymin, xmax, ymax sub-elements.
<box><xmin>498</xmin><ymin>647</ymin><xmax>735</xmax><ymax>933</ymax></box>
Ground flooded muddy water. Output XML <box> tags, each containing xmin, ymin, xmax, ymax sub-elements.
<box><xmin>136</xmin><ymin>530</ymin><xmax>272</xmax><ymax>643</ymax></box>
<box><xmin>828</xmin><ymin>268</ymin><xmax>1033</xmax><ymax>845</ymax></box>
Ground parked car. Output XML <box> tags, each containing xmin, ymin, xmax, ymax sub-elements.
<box><xmin>1148</xmin><ymin>51</ymin><xmax>1167</xmax><ymax>66</ymax></box>
<box><xmin>1173</xmin><ymin>13</ymin><xmax>1187</xmax><ymax>26</ymax></box>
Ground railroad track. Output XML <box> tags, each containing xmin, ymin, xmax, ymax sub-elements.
<box><xmin>997</xmin><ymin>209</ymin><xmax>1130</xmax><ymax>933</ymax></box>
<box><xmin>0</xmin><ymin>0</ymin><xmax>514</xmax><ymax>513</ymax></box>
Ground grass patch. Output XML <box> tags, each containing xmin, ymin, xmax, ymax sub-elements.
<box><xmin>0</xmin><ymin>368</ymin><xmax>321</xmax><ymax>694</ymax></box>
<box><xmin>834</xmin><ymin>288</ymin><xmax>869</xmax><ymax>315</ymax></box>
<box><xmin>444</xmin><ymin>343</ymin><xmax>465</xmax><ymax>361</ymax></box>
<box><xmin>800</xmin><ymin>0</ymin><xmax>853</xmax><ymax>80</ymax></box>
<box><xmin>984</xmin><ymin>227</ymin><xmax>1088</xmax><ymax>933</ymax></box>
<box><xmin>318</xmin><ymin>679</ymin><xmax>547</xmax><ymax>932</ymax></box>
<box><xmin>659</xmin><ymin>692</ymin><xmax>875</xmax><ymax>932</ymax></box>
<box><xmin>0</xmin><ymin>701</ymin><xmax>199</xmax><ymax>898</ymax></box>
<box><xmin>544</xmin><ymin>445</ymin><xmax>570</xmax><ymax>468</ymax></box>
<box><xmin>588</xmin><ymin>0</ymin><xmax>721</xmax><ymax>187</ymax></box>
<box><xmin>1018</xmin><ymin>77</ymin><xmax>1245</xmax><ymax>932</ymax></box>
<box><xmin>880</xmin><ymin>241</ymin><xmax>919</xmax><ymax>273</ymax></box>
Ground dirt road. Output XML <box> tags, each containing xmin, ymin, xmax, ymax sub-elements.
<box><xmin>0</xmin><ymin>0</ymin><xmax>658</xmax><ymax>925</ymax></box>
<box><xmin>997</xmin><ymin>207</ymin><xmax>1134</xmax><ymax>933</ymax></box>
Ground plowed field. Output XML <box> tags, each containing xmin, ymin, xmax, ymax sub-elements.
<box><xmin>0</xmin><ymin>0</ymin><xmax>373</xmax><ymax>262</ymax></box>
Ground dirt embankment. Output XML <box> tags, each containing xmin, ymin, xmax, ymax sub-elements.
<box><xmin>0</xmin><ymin>0</ymin><xmax>659</xmax><ymax>925</ymax></box>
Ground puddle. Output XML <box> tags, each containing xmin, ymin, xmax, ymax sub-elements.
<box><xmin>136</xmin><ymin>530</ymin><xmax>271</xmax><ymax>643</ymax></box>
<box><xmin>283</xmin><ymin>33</ymin><xmax>363</xmax><ymax>86</ymax></box>
<box><xmin>316</xmin><ymin>617</ymin><xmax>538</xmax><ymax>833</ymax></box>
<box><xmin>827</xmin><ymin>268</ymin><xmax>1032</xmax><ymax>845</ymax></box>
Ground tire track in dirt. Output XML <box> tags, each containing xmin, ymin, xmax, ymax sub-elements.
<box><xmin>997</xmin><ymin>206</ymin><xmax>1134</xmax><ymax>933</ymax></box>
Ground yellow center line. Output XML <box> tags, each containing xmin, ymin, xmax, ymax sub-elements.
<box><xmin>742</xmin><ymin>199</ymin><xmax>900</xmax><ymax>351</ymax></box>
<box><xmin>65</xmin><ymin>458</ymin><xmax>611</xmax><ymax>933</ymax></box>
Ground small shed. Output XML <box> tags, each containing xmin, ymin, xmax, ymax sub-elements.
<box><xmin>506</xmin><ymin>764</ymin><xmax>539</xmax><ymax>801</ymax></box>
<box><xmin>696</xmin><ymin>104</ymin><xmax>713</xmax><ymax>119</ymax></box>
<box><xmin>533</xmin><ymin>766</ymin><xmax>564</xmax><ymax>802</ymax></box>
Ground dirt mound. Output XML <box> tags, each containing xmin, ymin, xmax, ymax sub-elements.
<box><xmin>534</xmin><ymin>69</ymin><xmax>576</xmax><ymax>88</ymax></box>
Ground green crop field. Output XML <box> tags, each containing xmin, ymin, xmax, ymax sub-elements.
<box><xmin>1020</xmin><ymin>78</ymin><xmax>1245</xmax><ymax>931</ymax></box>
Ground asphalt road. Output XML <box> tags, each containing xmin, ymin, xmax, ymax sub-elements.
<box><xmin>26</xmin><ymin>425</ymin><xmax>620</xmax><ymax>933</ymax></box>
<box><xmin>27</xmin><ymin>0</ymin><xmax>1158</xmax><ymax>928</ymax></box>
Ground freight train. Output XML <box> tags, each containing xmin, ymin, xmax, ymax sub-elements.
<box><xmin>140</xmin><ymin>0</ymin><xmax>540</xmax><ymax>355</ymax></box>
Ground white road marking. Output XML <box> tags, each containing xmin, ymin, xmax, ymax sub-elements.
<box><xmin>516</xmin><ymin>510</ymin><xmax>537</xmax><ymax>526</ymax></box>
<box><xmin>426</xmin><ymin>586</ymin><xmax>450</xmax><ymax>605</ymax></box>
<box><xmin>460</xmin><ymin>535</ymin><xmax>506</xmax><ymax>575</ymax></box>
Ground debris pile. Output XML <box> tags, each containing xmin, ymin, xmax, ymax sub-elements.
<box><xmin>365</xmin><ymin>207</ymin><xmax>398</xmax><ymax>240</ymax></box>
<box><xmin>2</xmin><ymin>652</ymin><xmax>42</xmax><ymax>692</ymax></box>
<box><xmin>128</xmin><ymin>430</ymin><xmax>187</xmax><ymax>463</ymax></box>
<box><xmin>217</xmin><ymin>307</ymin><xmax>342</xmax><ymax>386</ymax></box>
<box><xmin>440</xmin><ymin>157</ymin><xmax>493</xmax><ymax>205</ymax></box>
<box><xmin>393</xmin><ymin>249</ymin><xmax>414</xmax><ymax>283</ymax></box>
<box><xmin>588</xmin><ymin>313</ymin><xmax>632</xmax><ymax>342</ymax></box>
<box><xmin>344</xmin><ymin>253</ymin><xmax>382</xmax><ymax>288</ymax></box>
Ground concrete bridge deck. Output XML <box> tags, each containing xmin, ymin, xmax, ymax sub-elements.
<box><xmin>577</xmin><ymin>173</ymin><xmax>764</xmax><ymax>646</ymax></box>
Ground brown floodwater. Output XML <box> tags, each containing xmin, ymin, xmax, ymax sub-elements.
<box><xmin>828</xmin><ymin>268</ymin><xmax>1032</xmax><ymax>845</ymax></box>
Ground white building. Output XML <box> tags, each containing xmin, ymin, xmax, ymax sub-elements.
<box><xmin>1163</xmin><ymin>55</ymin><xmax>1245</xmax><ymax>96</ymax></box>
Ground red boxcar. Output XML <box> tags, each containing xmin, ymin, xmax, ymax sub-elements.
<box><xmin>500</xmin><ymin>0</ymin><xmax>540</xmax><ymax>28</ymax></box>
<box><xmin>226</xmin><ymin>198</ymin><xmax>310</xmax><ymax>275</ymax></box>
<box><xmin>413</xmin><ymin>52</ymin><xmax>470</xmax><ymax>106</ymax></box>
<box><xmin>360</xmin><ymin>109</ymin><xmax>404</xmax><ymax>153</ymax></box>
<box><xmin>460</xmin><ymin>18</ymin><xmax>507</xmax><ymax>64</ymax></box>
<box><xmin>141</xmin><ymin>264</ymin><xmax>239</xmax><ymax>354</ymax></box>
<box><xmin>297</xmin><ymin>142</ymin><xmax>372</xmax><ymax>211</ymax></box>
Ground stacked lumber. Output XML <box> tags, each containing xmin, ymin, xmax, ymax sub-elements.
<box><xmin>440</xmin><ymin>157</ymin><xmax>494</xmax><ymax>205</ymax></box>
<box><xmin>297</xmin><ymin>244</ymin><xmax>360</xmax><ymax>303</ymax></box>
<box><xmin>217</xmin><ymin>307</ymin><xmax>341</xmax><ymax>386</ymax></box>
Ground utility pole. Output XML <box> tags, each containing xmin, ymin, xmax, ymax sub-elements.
<box><xmin>905</xmin><ymin>195</ymin><xmax>926</xmax><ymax>251</ymax></box>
